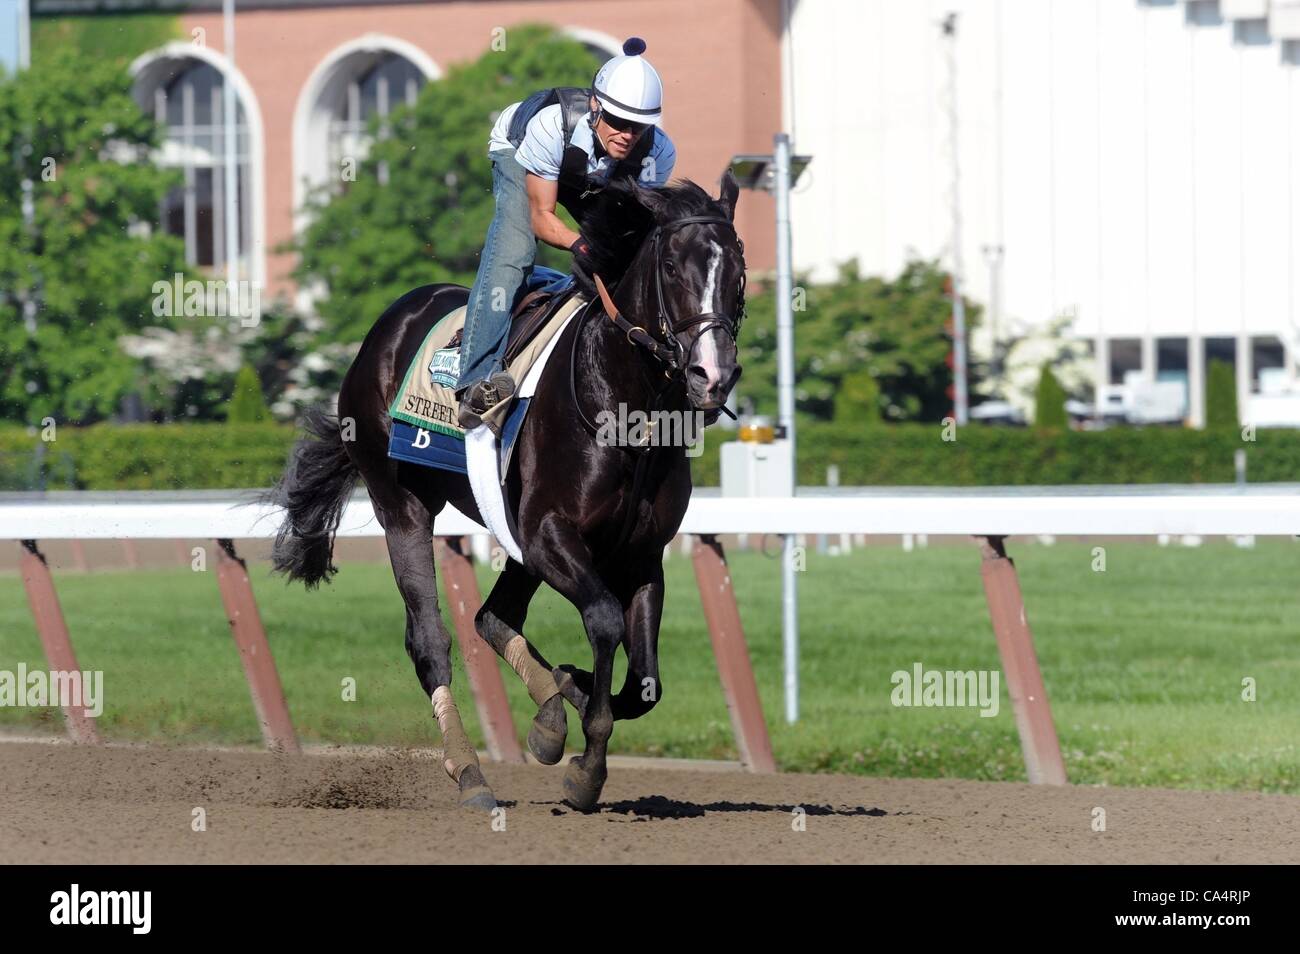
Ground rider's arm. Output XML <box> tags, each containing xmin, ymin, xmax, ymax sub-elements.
<box><xmin>525</xmin><ymin>173</ymin><xmax>581</xmax><ymax>251</ymax></box>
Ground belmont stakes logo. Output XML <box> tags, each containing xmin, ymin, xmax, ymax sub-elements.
<box><xmin>0</xmin><ymin>664</ymin><xmax>103</xmax><ymax>717</ymax></box>
<box><xmin>429</xmin><ymin>329</ymin><xmax>464</xmax><ymax>388</ymax></box>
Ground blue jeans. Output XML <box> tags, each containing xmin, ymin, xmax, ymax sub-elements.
<box><xmin>456</xmin><ymin>148</ymin><xmax>536</xmax><ymax>393</ymax></box>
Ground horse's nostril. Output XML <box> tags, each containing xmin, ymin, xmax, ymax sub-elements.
<box><xmin>687</xmin><ymin>365</ymin><xmax>710</xmax><ymax>385</ymax></box>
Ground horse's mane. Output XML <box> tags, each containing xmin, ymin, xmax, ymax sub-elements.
<box><xmin>576</xmin><ymin>177</ymin><xmax>724</xmax><ymax>283</ymax></box>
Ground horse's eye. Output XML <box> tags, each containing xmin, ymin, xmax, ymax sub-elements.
<box><xmin>664</xmin><ymin>260</ymin><xmax>677</xmax><ymax>277</ymax></box>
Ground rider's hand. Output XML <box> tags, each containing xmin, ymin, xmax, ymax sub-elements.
<box><xmin>570</xmin><ymin>236</ymin><xmax>599</xmax><ymax>298</ymax></box>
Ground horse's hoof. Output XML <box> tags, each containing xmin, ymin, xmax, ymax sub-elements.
<box><xmin>528</xmin><ymin>696</ymin><xmax>567</xmax><ymax>766</ymax></box>
<box><xmin>561</xmin><ymin>755</ymin><xmax>606</xmax><ymax>812</ymax></box>
<box><xmin>553</xmin><ymin>665</ymin><xmax>591</xmax><ymax>719</ymax></box>
<box><xmin>457</xmin><ymin>765</ymin><xmax>497</xmax><ymax>812</ymax></box>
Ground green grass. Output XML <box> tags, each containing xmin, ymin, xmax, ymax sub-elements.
<box><xmin>2</xmin><ymin>540</ymin><xmax>1297</xmax><ymax>793</ymax></box>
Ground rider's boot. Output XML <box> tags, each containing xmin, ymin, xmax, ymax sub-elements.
<box><xmin>457</xmin><ymin>370</ymin><xmax>517</xmax><ymax>434</ymax></box>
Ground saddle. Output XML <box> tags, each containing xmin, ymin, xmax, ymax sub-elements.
<box><xmin>504</xmin><ymin>266</ymin><xmax>579</xmax><ymax>364</ymax></box>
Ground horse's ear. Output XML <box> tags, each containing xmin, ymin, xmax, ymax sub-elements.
<box><xmin>717</xmin><ymin>169</ymin><xmax>740</xmax><ymax>221</ymax></box>
<box><xmin>630</xmin><ymin>180</ymin><xmax>672</xmax><ymax>221</ymax></box>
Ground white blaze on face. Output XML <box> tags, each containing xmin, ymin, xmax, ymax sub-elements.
<box><xmin>693</xmin><ymin>240</ymin><xmax>725</xmax><ymax>393</ymax></box>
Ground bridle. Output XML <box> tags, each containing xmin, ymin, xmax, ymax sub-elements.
<box><xmin>571</xmin><ymin>213</ymin><xmax>745</xmax><ymax>555</ymax></box>
<box><xmin>647</xmin><ymin>214</ymin><xmax>746</xmax><ymax>374</ymax></box>
<box><xmin>589</xmin><ymin>214</ymin><xmax>746</xmax><ymax>382</ymax></box>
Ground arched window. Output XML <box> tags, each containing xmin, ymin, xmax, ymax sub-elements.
<box><xmin>148</xmin><ymin>59</ymin><xmax>251</xmax><ymax>270</ymax></box>
<box><xmin>294</xmin><ymin>38</ymin><xmax>438</xmax><ymax>219</ymax></box>
<box><xmin>326</xmin><ymin>53</ymin><xmax>426</xmax><ymax>183</ymax></box>
<box><xmin>131</xmin><ymin>46</ymin><xmax>263</xmax><ymax>284</ymax></box>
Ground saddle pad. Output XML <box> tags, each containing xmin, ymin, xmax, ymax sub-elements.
<box><xmin>388</xmin><ymin>293</ymin><xmax>586</xmax><ymax>439</ymax></box>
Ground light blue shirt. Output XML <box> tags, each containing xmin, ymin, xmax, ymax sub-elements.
<box><xmin>488</xmin><ymin>102</ymin><xmax>676</xmax><ymax>188</ymax></box>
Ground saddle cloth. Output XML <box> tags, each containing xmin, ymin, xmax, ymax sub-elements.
<box><xmin>387</xmin><ymin>279</ymin><xmax>587</xmax><ymax>475</ymax></box>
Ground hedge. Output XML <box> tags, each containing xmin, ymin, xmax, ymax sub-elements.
<box><xmin>1206</xmin><ymin>360</ymin><xmax>1239</xmax><ymax>432</ymax></box>
<box><xmin>1</xmin><ymin>421</ymin><xmax>1296</xmax><ymax>491</ymax></box>
<box><xmin>0</xmin><ymin>424</ymin><xmax>296</xmax><ymax>491</ymax></box>
<box><xmin>688</xmin><ymin>421</ymin><xmax>1300</xmax><ymax>486</ymax></box>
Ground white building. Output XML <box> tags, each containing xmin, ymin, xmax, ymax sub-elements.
<box><xmin>787</xmin><ymin>0</ymin><xmax>1300</xmax><ymax>425</ymax></box>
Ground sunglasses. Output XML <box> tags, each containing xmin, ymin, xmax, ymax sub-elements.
<box><xmin>601</xmin><ymin>111</ymin><xmax>651</xmax><ymax>136</ymax></box>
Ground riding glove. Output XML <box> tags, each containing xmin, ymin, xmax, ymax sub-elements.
<box><xmin>570</xmin><ymin>236</ymin><xmax>599</xmax><ymax>298</ymax></box>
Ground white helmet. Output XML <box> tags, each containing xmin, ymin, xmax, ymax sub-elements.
<box><xmin>592</xmin><ymin>37</ymin><xmax>664</xmax><ymax>126</ymax></box>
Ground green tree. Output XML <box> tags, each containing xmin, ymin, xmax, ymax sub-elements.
<box><xmin>834</xmin><ymin>368</ymin><xmax>883</xmax><ymax>426</ymax></box>
<box><xmin>293</xmin><ymin>24</ymin><xmax>601</xmax><ymax>343</ymax></box>
<box><xmin>0</xmin><ymin>47</ymin><xmax>187</xmax><ymax>424</ymax></box>
<box><xmin>1206</xmin><ymin>359</ymin><xmax>1238</xmax><ymax>431</ymax></box>
<box><xmin>736</xmin><ymin>259</ymin><xmax>981</xmax><ymax>424</ymax></box>
<box><xmin>226</xmin><ymin>364</ymin><xmax>270</xmax><ymax>423</ymax></box>
<box><xmin>32</xmin><ymin>13</ymin><xmax>181</xmax><ymax>67</ymax></box>
<box><xmin>1034</xmin><ymin>362</ymin><xmax>1068</xmax><ymax>428</ymax></box>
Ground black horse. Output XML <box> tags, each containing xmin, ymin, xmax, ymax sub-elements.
<box><xmin>268</xmin><ymin>171</ymin><xmax>746</xmax><ymax>810</ymax></box>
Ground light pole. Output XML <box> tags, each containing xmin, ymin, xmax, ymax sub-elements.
<box><xmin>942</xmin><ymin>12</ymin><xmax>969</xmax><ymax>425</ymax></box>
<box><xmin>983</xmin><ymin>242</ymin><xmax>1004</xmax><ymax>383</ymax></box>
<box><xmin>729</xmin><ymin>138</ymin><xmax>811</xmax><ymax>723</ymax></box>
<box><xmin>15</xmin><ymin>0</ymin><xmax>30</xmax><ymax>71</ymax></box>
<box><xmin>8</xmin><ymin>0</ymin><xmax>36</xmax><ymax>335</ymax></box>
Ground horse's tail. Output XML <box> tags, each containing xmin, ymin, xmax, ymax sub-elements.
<box><xmin>264</xmin><ymin>406</ymin><xmax>359</xmax><ymax>589</ymax></box>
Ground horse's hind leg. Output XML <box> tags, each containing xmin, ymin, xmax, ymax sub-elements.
<box><xmin>475</xmin><ymin>560</ymin><xmax>567</xmax><ymax>765</ymax></box>
<box><xmin>382</xmin><ymin>504</ymin><xmax>496</xmax><ymax>810</ymax></box>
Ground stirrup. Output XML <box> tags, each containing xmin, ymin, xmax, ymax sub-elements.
<box><xmin>457</xmin><ymin>373</ymin><xmax>516</xmax><ymax>430</ymax></box>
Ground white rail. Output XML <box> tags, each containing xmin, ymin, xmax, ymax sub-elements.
<box><xmin>1</xmin><ymin>487</ymin><xmax>1297</xmax><ymax>539</ymax></box>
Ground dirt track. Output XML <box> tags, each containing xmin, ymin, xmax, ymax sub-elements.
<box><xmin>2</xmin><ymin>739</ymin><xmax>1297</xmax><ymax>863</ymax></box>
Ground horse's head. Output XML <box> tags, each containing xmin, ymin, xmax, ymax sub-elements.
<box><xmin>580</xmin><ymin>172</ymin><xmax>747</xmax><ymax>412</ymax></box>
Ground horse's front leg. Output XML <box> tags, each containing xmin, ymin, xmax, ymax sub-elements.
<box><xmin>554</xmin><ymin>558</ymin><xmax>665</xmax><ymax>722</ymax></box>
<box><xmin>529</xmin><ymin>514</ymin><xmax>622</xmax><ymax>811</ymax></box>
<box><xmin>611</xmin><ymin>559</ymin><xmax>665</xmax><ymax>720</ymax></box>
